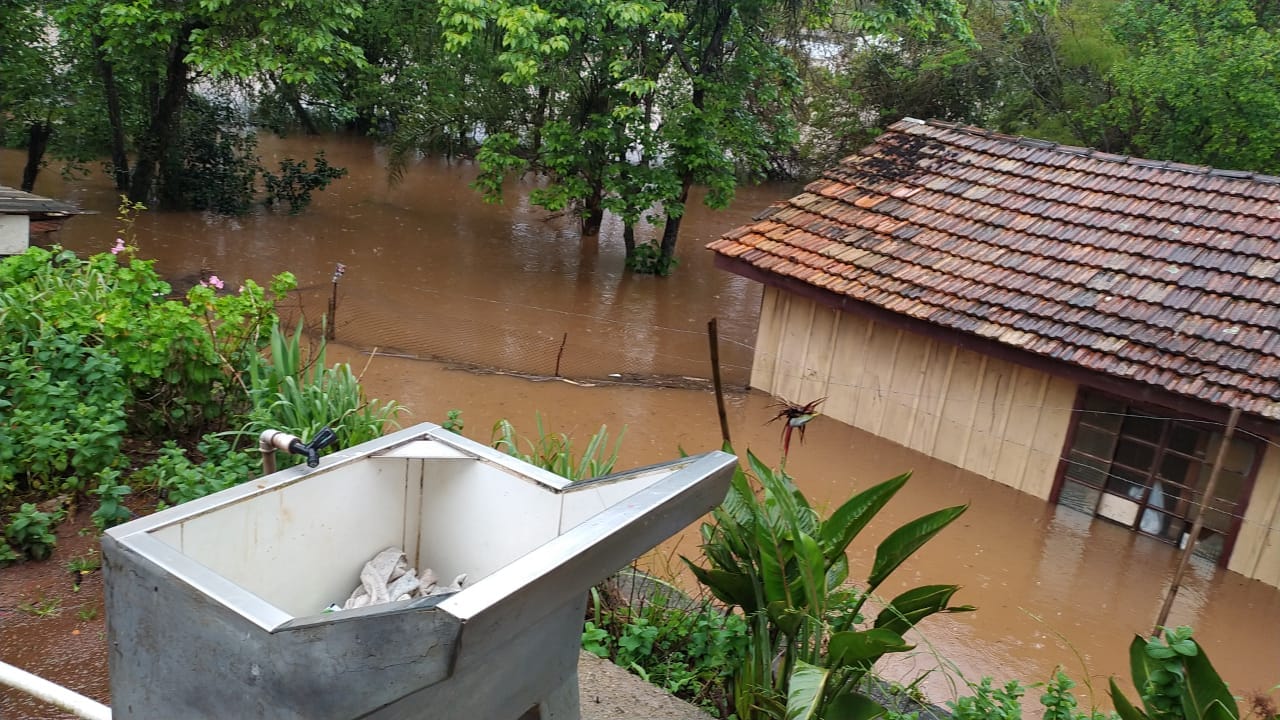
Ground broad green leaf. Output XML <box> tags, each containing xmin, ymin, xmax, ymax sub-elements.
<box><xmin>867</xmin><ymin>504</ymin><xmax>967</xmax><ymax>590</ymax></box>
<box><xmin>756</xmin><ymin>521</ymin><xmax>794</xmax><ymax>606</ymax></box>
<box><xmin>1181</xmin><ymin>643</ymin><xmax>1239</xmax><ymax>720</ymax></box>
<box><xmin>795</xmin><ymin>530</ymin><xmax>827</xmax><ymax>613</ymax></box>
<box><xmin>767</xmin><ymin>600</ymin><xmax>806</xmax><ymax>638</ymax></box>
<box><xmin>827</xmin><ymin>692</ymin><xmax>888</xmax><ymax>720</ymax></box>
<box><xmin>829</xmin><ymin>628</ymin><xmax>914</xmax><ymax>666</ymax></box>
<box><xmin>683</xmin><ymin>559</ymin><xmax>757</xmax><ymax>612</ymax></box>
<box><xmin>820</xmin><ymin>472</ymin><xmax>910</xmax><ymax>564</ymax></box>
<box><xmin>1130</xmin><ymin>635</ymin><xmax>1155</xmax><ymax>714</ymax></box>
<box><xmin>1110</xmin><ymin>678</ymin><xmax>1152</xmax><ymax>720</ymax></box>
<box><xmin>786</xmin><ymin>660</ymin><xmax>829</xmax><ymax>720</ymax></box>
<box><xmin>874</xmin><ymin>584</ymin><xmax>974</xmax><ymax>636</ymax></box>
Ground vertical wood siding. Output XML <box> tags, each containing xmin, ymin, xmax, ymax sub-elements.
<box><xmin>752</xmin><ymin>288</ymin><xmax>1074</xmax><ymax>499</ymax></box>
<box><xmin>1228</xmin><ymin>445</ymin><xmax>1280</xmax><ymax>587</ymax></box>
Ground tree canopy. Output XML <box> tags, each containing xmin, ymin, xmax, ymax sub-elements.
<box><xmin>4</xmin><ymin>0</ymin><xmax>1279</xmax><ymax>270</ymax></box>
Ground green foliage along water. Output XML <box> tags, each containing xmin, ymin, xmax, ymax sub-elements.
<box><xmin>0</xmin><ymin>208</ymin><xmax>402</xmax><ymax>564</ymax></box>
<box><xmin>5</xmin><ymin>1</ymin><xmax>1279</xmax><ymax>272</ymax></box>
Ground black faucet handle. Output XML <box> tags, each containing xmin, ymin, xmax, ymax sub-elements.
<box><xmin>307</xmin><ymin>427</ymin><xmax>338</xmax><ymax>452</ymax></box>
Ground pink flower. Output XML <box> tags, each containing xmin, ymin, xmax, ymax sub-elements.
<box><xmin>206</xmin><ymin>275</ymin><xmax>225</xmax><ymax>290</ymax></box>
<box><xmin>110</xmin><ymin>238</ymin><xmax>125</xmax><ymax>255</ymax></box>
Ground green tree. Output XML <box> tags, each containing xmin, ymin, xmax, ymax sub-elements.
<box><xmin>53</xmin><ymin>0</ymin><xmax>366</xmax><ymax>205</ymax></box>
<box><xmin>1097</xmin><ymin>0</ymin><xmax>1280</xmax><ymax>172</ymax></box>
<box><xmin>0</xmin><ymin>2</ymin><xmax>108</xmax><ymax>192</ymax></box>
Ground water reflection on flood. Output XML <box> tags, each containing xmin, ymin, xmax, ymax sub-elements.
<box><xmin>2</xmin><ymin>137</ymin><xmax>1278</xmax><ymax>716</ymax></box>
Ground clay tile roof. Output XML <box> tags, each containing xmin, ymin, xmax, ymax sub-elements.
<box><xmin>709</xmin><ymin>118</ymin><xmax>1280</xmax><ymax>419</ymax></box>
<box><xmin>0</xmin><ymin>185</ymin><xmax>82</xmax><ymax>216</ymax></box>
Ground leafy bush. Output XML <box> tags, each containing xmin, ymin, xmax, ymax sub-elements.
<box><xmin>243</xmin><ymin>320</ymin><xmax>403</xmax><ymax>458</ymax></box>
<box><xmin>262</xmin><ymin>151</ymin><xmax>348</xmax><ymax>214</ymax></box>
<box><xmin>491</xmin><ymin>413</ymin><xmax>624</xmax><ymax>481</ymax></box>
<box><xmin>626</xmin><ymin>241</ymin><xmax>678</xmax><ymax>276</ymax></box>
<box><xmin>133</xmin><ymin>437</ymin><xmax>260</xmax><ymax>508</ymax></box>
<box><xmin>4</xmin><ymin>503</ymin><xmax>57</xmax><ymax>561</ymax></box>
<box><xmin>1110</xmin><ymin>627</ymin><xmax>1245</xmax><ymax>720</ymax></box>
<box><xmin>166</xmin><ymin>96</ymin><xmax>260</xmax><ymax>215</ymax></box>
<box><xmin>951</xmin><ymin>678</ymin><xmax>1026</xmax><ymax>720</ymax></box>
<box><xmin>684</xmin><ymin>451</ymin><xmax>972</xmax><ymax>720</ymax></box>
<box><xmin>90</xmin><ymin>468</ymin><xmax>133</xmax><ymax>530</ymax></box>
<box><xmin>583</xmin><ymin>581</ymin><xmax>749</xmax><ymax>713</ymax></box>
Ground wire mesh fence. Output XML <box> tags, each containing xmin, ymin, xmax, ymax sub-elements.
<box><xmin>285</xmin><ymin>283</ymin><xmax>759</xmax><ymax>389</ymax></box>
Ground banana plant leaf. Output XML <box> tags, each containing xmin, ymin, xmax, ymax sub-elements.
<box><xmin>786</xmin><ymin>660</ymin><xmax>830</xmax><ymax>720</ymax></box>
<box><xmin>874</xmin><ymin>584</ymin><xmax>974</xmax><ymax>636</ymax></box>
<box><xmin>868</xmin><ymin>505</ymin><xmax>967</xmax><ymax>591</ymax></box>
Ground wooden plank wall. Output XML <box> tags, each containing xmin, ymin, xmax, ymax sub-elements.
<box><xmin>752</xmin><ymin>288</ymin><xmax>1075</xmax><ymax>499</ymax></box>
<box><xmin>1228</xmin><ymin>445</ymin><xmax>1280</xmax><ymax>587</ymax></box>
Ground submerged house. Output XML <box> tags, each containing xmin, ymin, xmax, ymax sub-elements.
<box><xmin>708</xmin><ymin>118</ymin><xmax>1280</xmax><ymax>588</ymax></box>
<box><xmin>0</xmin><ymin>184</ymin><xmax>81</xmax><ymax>255</ymax></box>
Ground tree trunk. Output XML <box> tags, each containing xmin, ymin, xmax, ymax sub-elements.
<box><xmin>658</xmin><ymin>176</ymin><xmax>692</xmax><ymax>272</ymax></box>
<box><xmin>129</xmin><ymin>36</ymin><xmax>190</xmax><ymax>205</ymax></box>
<box><xmin>531</xmin><ymin>84</ymin><xmax>550</xmax><ymax>156</ymax></box>
<box><xmin>94</xmin><ymin>34</ymin><xmax>130</xmax><ymax>191</ymax></box>
<box><xmin>282</xmin><ymin>83</ymin><xmax>320</xmax><ymax>135</ymax></box>
<box><xmin>623</xmin><ymin>223</ymin><xmax>636</xmax><ymax>262</ymax></box>
<box><xmin>582</xmin><ymin>182</ymin><xmax>605</xmax><ymax>237</ymax></box>
<box><xmin>20</xmin><ymin>122</ymin><xmax>52</xmax><ymax>192</ymax></box>
<box><xmin>657</xmin><ymin>2</ymin><xmax>732</xmax><ymax>273</ymax></box>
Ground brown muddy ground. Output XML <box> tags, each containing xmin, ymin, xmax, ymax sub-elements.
<box><xmin>3</xmin><ymin>138</ymin><xmax>1279</xmax><ymax>717</ymax></box>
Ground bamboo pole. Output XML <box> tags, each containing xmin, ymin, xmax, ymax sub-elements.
<box><xmin>708</xmin><ymin>318</ymin><xmax>731</xmax><ymax>447</ymax></box>
<box><xmin>1152</xmin><ymin>406</ymin><xmax>1240</xmax><ymax>635</ymax></box>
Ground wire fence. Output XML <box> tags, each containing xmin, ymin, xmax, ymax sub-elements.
<box><xmin>287</xmin><ymin>283</ymin><xmax>759</xmax><ymax>389</ymax></box>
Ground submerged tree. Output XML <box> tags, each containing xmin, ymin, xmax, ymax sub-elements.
<box><xmin>52</xmin><ymin>0</ymin><xmax>366</xmax><ymax>207</ymax></box>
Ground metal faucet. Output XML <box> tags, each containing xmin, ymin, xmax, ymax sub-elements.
<box><xmin>259</xmin><ymin>427</ymin><xmax>339</xmax><ymax>475</ymax></box>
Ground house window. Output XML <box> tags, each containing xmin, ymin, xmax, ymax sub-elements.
<box><xmin>1054</xmin><ymin>391</ymin><xmax>1259</xmax><ymax>564</ymax></box>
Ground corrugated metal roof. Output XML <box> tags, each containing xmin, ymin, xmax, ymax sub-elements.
<box><xmin>0</xmin><ymin>185</ymin><xmax>81</xmax><ymax>216</ymax></box>
<box><xmin>709</xmin><ymin>118</ymin><xmax>1280</xmax><ymax>419</ymax></box>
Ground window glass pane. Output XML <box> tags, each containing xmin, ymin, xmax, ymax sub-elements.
<box><xmin>1070</xmin><ymin>424</ymin><xmax>1116</xmax><ymax>461</ymax></box>
<box><xmin>1059</xmin><ymin>480</ymin><xmax>1101</xmax><ymax>516</ymax></box>
<box><xmin>1158</xmin><ymin>454</ymin><xmax>1197</xmax><ymax>491</ymax></box>
<box><xmin>1106</xmin><ymin>466</ymin><xmax>1147</xmax><ymax>498</ymax></box>
<box><xmin>1145</xmin><ymin>479</ymin><xmax>1181</xmax><ymax>516</ymax></box>
<box><xmin>1114</xmin><ymin>438</ymin><xmax>1155</xmax><ymax>472</ymax></box>
<box><xmin>1191</xmin><ymin>531</ymin><xmax>1225</xmax><ymax>563</ymax></box>
<box><xmin>1121</xmin><ymin>412</ymin><xmax>1163</xmax><ymax>442</ymax></box>
<box><xmin>1065</xmin><ymin>451</ymin><xmax>1108</xmax><ymax>487</ymax></box>
<box><xmin>1168</xmin><ymin>424</ymin><xmax>1206</xmax><ymax>458</ymax></box>
<box><xmin>1137</xmin><ymin>507</ymin><xmax>1182</xmax><ymax>540</ymax></box>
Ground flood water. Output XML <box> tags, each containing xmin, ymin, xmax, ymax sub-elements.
<box><xmin>2</xmin><ymin>136</ymin><xmax>1278</xmax><ymax>717</ymax></box>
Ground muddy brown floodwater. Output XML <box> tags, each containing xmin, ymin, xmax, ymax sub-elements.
<box><xmin>2</xmin><ymin>136</ymin><xmax>1278</xmax><ymax>718</ymax></box>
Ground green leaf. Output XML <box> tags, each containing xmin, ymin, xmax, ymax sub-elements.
<box><xmin>1130</xmin><ymin>635</ymin><xmax>1155</xmax><ymax>712</ymax></box>
<box><xmin>829</xmin><ymin>628</ymin><xmax>914</xmax><ymax>666</ymax></box>
<box><xmin>827</xmin><ymin>692</ymin><xmax>888</xmax><ymax>720</ymax></box>
<box><xmin>867</xmin><ymin>504</ymin><xmax>967</xmax><ymax>590</ymax></box>
<box><xmin>874</xmin><ymin>584</ymin><xmax>974</xmax><ymax>636</ymax></box>
<box><xmin>684</xmin><ymin>559</ymin><xmax>758</xmax><ymax>612</ymax></box>
<box><xmin>786</xmin><ymin>660</ymin><xmax>830</xmax><ymax>720</ymax></box>
<box><xmin>1181</xmin><ymin>643</ymin><xmax>1238</xmax><ymax>720</ymax></box>
<box><xmin>820</xmin><ymin>472</ymin><xmax>910</xmax><ymax>564</ymax></box>
<box><xmin>1111</xmin><ymin>678</ymin><xmax>1151</xmax><ymax>720</ymax></box>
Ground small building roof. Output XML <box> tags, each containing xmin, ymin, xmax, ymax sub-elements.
<box><xmin>709</xmin><ymin>117</ymin><xmax>1280</xmax><ymax>420</ymax></box>
<box><xmin>0</xmin><ymin>185</ymin><xmax>82</xmax><ymax>217</ymax></box>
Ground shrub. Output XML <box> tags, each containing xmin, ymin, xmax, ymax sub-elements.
<box><xmin>583</xmin><ymin>581</ymin><xmax>749</xmax><ymax>714</ymax></box>
<box><xmin>262</xmin><ymin>151</ymin><xmax>348</xmax><ymax>214</ymax></box>
<box><xmin>684</xmin><ymin>451</ymin><xmax>972</xmax><ymax>720</ymax></box>
<box><xmin>0</xmin><ymin>230</ymin><xmax>295</xmax><ymax>510</ymax></box>
<box><xmin>4</xmin><ymin>503</ymin><xmax>57</xmax><ymax>561</ymax></box>
<box><xmin>491</xmin><ymin>414</ymin><xmax>624</xmax><ymax>481</ymax></box>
